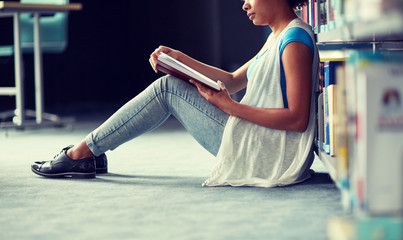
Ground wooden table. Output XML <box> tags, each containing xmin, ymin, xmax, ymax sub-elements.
<box><xmin>0</xmin><ymin>1</ymin><xmax>82</xmax><ymax>128</ymax></box>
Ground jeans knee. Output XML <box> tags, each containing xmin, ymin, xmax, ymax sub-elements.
<box><xmin>152</xmin><ymin>75</ymin><xmax>191</xmax><ymax>94</ymax></box>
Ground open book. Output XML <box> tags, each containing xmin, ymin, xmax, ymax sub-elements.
<box><xmin>156</xmin><ymin>52</ymin><xmax>221</xmax><ymax>91</ymax></box>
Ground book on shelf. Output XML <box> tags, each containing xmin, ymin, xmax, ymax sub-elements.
<box><xmin>300</xmin><ymin>0</ymin><xmax>319</xmax><ymax>32</ymax></box>
<box><xmin>345</xmin><ymin>52</ymin><xmax>390</xmax><ymax>213</ymax></box>
<box><xmin>308</xmin><ymin>0</ymin><xmax>313</xmax><ymax>29</ymax></box>
<box><xmin>316</xmin><ymin>62</ymin><xmax>325</xmax><ymax>149</ymax></box>
<box><xmin>305</xmin><ymin>0</ymin><xmax>403</xmax><ymax>34</ymax></box>
<box><xmin>314</xmin><ymin>0</ymin><xmax>319</xmax><ymax>32</ymax></box>
<box><xmin>317</xmin><ymin>92</ymin><xmax>325</xmax><ymax>150</ymax></box>
<box><xmin>326</xmin><ymin>0</ymin><xmax>340</xmax><ymax>30</ymax></box>
<box><xmin>321</xmin><ymin>60</ymin><xmax>344</xmax><ymax>155</ymax></box>
<box><xmin>307</xmin><ymin>0</ymin><xmax>403</xmax><ymax>236</ymax></box>
<box><xmin>328</xmin><ymin>216</ymin><xmax>403</xmax><ymax>240</ymax></box>
<box><xmin>334</xmin><ymin>64</ymin><xmax>349</xmax><ymax>189</ymax></box>
<box><xmin>327</xmin><ymin>78</ymin><xmax>336</xmax><ymax>155</ymax></box>
<box><xmin>319</xmin><ymin>0</ymin><xmax>327</xmax><ymax>32</ymax></box>
<box><xmin>358</xmin><ymin>0</ymin><xmax>403</xmax><ymax>22</ymax></box>
<box><xmin>343</xmin><ymin>51</ymin><xmax>403</xmax><ymax>216</ymax></box>
<box><xmin>344</xmin><ymin>0</ymin><xmax>367</xmax><ymax>24</ymax></box>
<box><xmin>333</xmin><ymin>0</ymin><xmax>344</xmax><ymax>28</ymax></box>
<box><xmin>156</xmin><ymin>52</ymin><xmax>221</xmax><ymax>91</ymax></box>
<box><xmin>301</xmin><ymin>0</ymin><xmax>337</xmax><ymax>33</ymax></box>
<box><xmin>327</xmin><ymin>52</ymin><xmax>403</xmax><ymax>239</ymax></box>
<box><xmin>355</xmin><ymin>62</ymin><xmax>403</xmax><ymax>216</ymax></box>
<box><xmin>302</xmin><ymin>3</ymin><xmax>308</xmax><ymax>23</ymax></box>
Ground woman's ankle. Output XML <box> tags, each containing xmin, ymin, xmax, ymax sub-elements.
<box><xmin>66</xmin><ymin>142</ymin><xmax>94</xmax><ymax>160</ymax></box>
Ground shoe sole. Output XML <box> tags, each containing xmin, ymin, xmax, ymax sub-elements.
<box><xmin>96</xmin><ymin>167</ymin><xmax>108</xmax><ymax>174</ymax></box>
<box><xmin>31</xmin><ymin>167</ymin><xmax>96</xmax><ymax>179</ymax></box>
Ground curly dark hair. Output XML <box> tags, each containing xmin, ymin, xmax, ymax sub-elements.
<box><xmin>287</xmin><ymin>0</ymin><xmax>309</xmax><ymax>10</ymax></box>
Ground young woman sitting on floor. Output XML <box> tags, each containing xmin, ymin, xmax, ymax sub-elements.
<box><xmin>32</xmin><ymin>0</ymin><xmax>319</xmax><ymax>188</ymax></box>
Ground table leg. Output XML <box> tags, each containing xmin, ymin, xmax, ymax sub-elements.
<box><xmin>33</xmin><ymin>12</ymin><xmax>44</xmax><ymax>124</ymax></box>
<box><xmin>13</xmin><ymin>12</ymin><xmax>24</xmax><ymax>126</ymax></box>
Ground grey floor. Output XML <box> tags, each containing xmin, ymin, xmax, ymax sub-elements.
<box><xmin>0</xmin><ymin>109</ymin><xmax>342</xmax><ymax>240</ymax></box>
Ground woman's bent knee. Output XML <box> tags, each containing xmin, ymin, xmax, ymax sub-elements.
<box><xmin>152</xmin><ymin>75</ymin><xmax>194</xmax><ymax>94</ymax></box>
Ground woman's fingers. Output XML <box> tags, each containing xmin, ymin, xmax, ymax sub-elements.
<box><xmin>149</xmin><ymin>57</ymin><xmax>157</xmax><ymax>73</ymax></box>
<box><xmin>190</xmin><ymin>80</ymin><xmax>217</xmax><ymax>101</ymax></box>
<box><xmin>150</xmin><ymin>46</ymin><xmax>174</xmax><ymax>73</ymax></box>
<box><xmin>190</xmin><ymin>80</ymin><xmax>207</xmax><ymax>92</ymax></box>
<box><xmin>149</xmin><ymin>47</ymin><xmax>165</xmax><ymax>72</ymax></box>
<box><xmin>217</xmin><ymin>80</ymin><xmax>226</xmax><ymax>91</ymax></box>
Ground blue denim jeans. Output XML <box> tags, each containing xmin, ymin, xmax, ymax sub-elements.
<box><xmin>85</xmin><ymin>75</ymin><xmax>229</xmax><ymax>156</ymax></box>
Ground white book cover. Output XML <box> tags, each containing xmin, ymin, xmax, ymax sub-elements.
<box><xmin>345</xmin><ymin>62</ymin><xmax>360</xmax><ymax>210</ymax></box>
<box><xmin>318</xmin><ymin>92</ymin><xmax>324</xmax><ymax>149</ymax></box>
<box><xmin>356</xmin><ymin>63</ymin><xmax>403</xmax><ymax>216</ymax></box>
<box><xmin>328</xmin><ymin>84</ymin><xmax>336</xmax><ymax>156</ymax></box>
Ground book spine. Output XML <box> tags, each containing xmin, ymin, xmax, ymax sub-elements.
<box><xmin>357</xmin><ymin>63</ymin><xmax>403</xmax><ymax>216</ymax></box>
<box><xmin>324</xmin><ymin>61</ymin><xmax>330</xmax><ymax>153</ymax></box>
<box><xmin>316</xmin><ymin>62</ymin><xmax>325</xmax><ymax>149</ymax></box>
<box><xmin>334</xmin><ymin>64</ymin><xmax>352</xmax><ymax>211</ymax></box>
<box><xmin>326</xmin><ymin>0</ymin><xmax>332</xmax><ymax>30</ymax></box>
<box><xmin>345</xmin><ymin>51</ymin><xmax>403</xmax><ymax>216</ymax></box>
<box><xmin>355</xmin><ymin>70</ymin><xmax>368</xmax><ymax>214</ymax></box>
<box><xmin>334</xmin><ymin>0</ymin><xmax>344</xmax><ymax>28</ymax></box>
<box><xmin>302</xmin><ymin>4</ymin><xmax>309</xmax><ymax>24</ymax></box>
<box><xmin>328</xmin><ymin>84</ymin><xmax>336</xmax><ymax>156</ymax></box>
<box><xmin>308</xmin><ymin>0</ymin><xmax>313</xmax><ymax>28</ymax></box>
<box><xmin>324</xmin><ymin>61</ymin><xmax>344</xmax><ymax>155</ymax></box>
<box><xmin>343</xmin><ymin>0</ymin><xmax>359</xmax><ymax>23</ymax></box>
<box><xmin>334</xmin><ymin>65</ymin><xmax>349</xmax><ymax>188</ymax></box>
<box><xmin>320</xmin><ymin>0</ymin><xmax>328</xmax><ymax>33</ymax></box>
<box><xmin>314</xmin><ymin>0</ymin><xmax>320</xmax><ymax>33</ymax></box>
<box><xmin>317</xmin><ymin>93</ymin><xmax>324</xmax><ymax>149</ymax></box>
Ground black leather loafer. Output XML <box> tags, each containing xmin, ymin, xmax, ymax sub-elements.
<box><xmin>31</xmin><ymin>147</ymin><xmax>96</xmax><ymax>179</ymax></box>
<box><xmin>95</xmin><ymin>153</ymin><xmax>108</xmax><ymax>174</ymax></box>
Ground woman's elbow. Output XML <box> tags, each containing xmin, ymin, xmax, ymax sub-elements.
<box><xmin>294</xmin><ymin>123</ymin><xmax>308</xmax><ymax>133</ymax></box>
<box><xmin>292</xmin><ymin>116</ymin><xmax>309</xmax><ymax>133</ymax></box>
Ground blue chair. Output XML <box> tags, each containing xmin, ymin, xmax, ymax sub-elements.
<box><xmin>0</xmin><ymin>0</ymin><xmax>71</xmax><ymax>128</ymax></box>
<box><xmin>0</xmin><ymin>0</ymin><xmax>69</xmax><ymax>56</ymax></box>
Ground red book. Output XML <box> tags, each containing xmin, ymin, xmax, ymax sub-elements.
<box><xmin>302</xmin><ymin>5</ymin><xmax>308</xmax><ymax>23</ymax></box>
<box><xmin>156</xmin><ymin>53</ymin><xmax>221</xmax><ymax>91</ymax></box>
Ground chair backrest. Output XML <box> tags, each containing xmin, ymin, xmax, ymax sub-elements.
<box><xmin>20</xmin><ymin>0</ymin><xmax>69</xmax><ymax>53</ymax></box>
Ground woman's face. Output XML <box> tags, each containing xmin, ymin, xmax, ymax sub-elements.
<box><xmin>242</xmin><ymin>0</ymin><xmax>272</xmax><ymax>26</ymax></box>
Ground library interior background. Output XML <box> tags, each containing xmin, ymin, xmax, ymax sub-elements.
<box><xmin>1</xmin><ymin>1</ymin><xmax>402</xmax><ymax>240</ymax></box>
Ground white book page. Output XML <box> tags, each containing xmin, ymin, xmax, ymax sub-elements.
<box><xmin>158</xmin><ymin>53</ymin><xmax>220</xmax><ymax>90</ymax></box>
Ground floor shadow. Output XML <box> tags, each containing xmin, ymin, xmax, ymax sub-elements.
<box><xmin>299</xmin><ymin>171</ymin><xmax>334</xmax><ymax>185</ymax></box>
<box><xmin>30</xmin><ymin>171</ymin><xmax>335</xmax><ymax>189</ymax></box>
<box><xmin>103</xmin><ymin>172</ymin><xmax>199</xmax><ymax>180</ymax></box>
<box><xmin>91</xmin><ymin>174</ymin><xmax>206</xmax><ymax>188</ymax></box>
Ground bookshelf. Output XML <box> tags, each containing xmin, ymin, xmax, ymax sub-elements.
<box><xmin>317</xmin><ymin>28</ymin><xmax>346</xmax><ymax>42</ymax></box>
<box><xmin>317</xmin><ymin>13</ymin><xmax>403</xmax><ymax>43</ymax></box>
<box><xmin>352</xmin><ymin>12</ymin><xmax>403</xmax><ymax>41</ymax></box>
<box><xmin>317</xmin><ymin>18</ymin><xmax>403</xmax><ymax>50</ymax></box>
<box><xmin>302</xmin><ymin>0</ymin><xmax>403</xmax><ymax>239</ymax></box>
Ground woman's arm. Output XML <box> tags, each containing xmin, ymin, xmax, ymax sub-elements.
<box><xmin>193</xmin><ymin>41</ymin><xmax>313</xmax><ymax>132</ymax></box>
<box><xmin>149</xmin><ymin>46</ymin><xmax>251</xmax><ymax>94</ymax></box>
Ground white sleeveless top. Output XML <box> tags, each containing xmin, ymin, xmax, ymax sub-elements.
<box><xmin>203</xmin><ymin>18</ymin><xmax>319</xmax><ymax>187</ymax></box>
